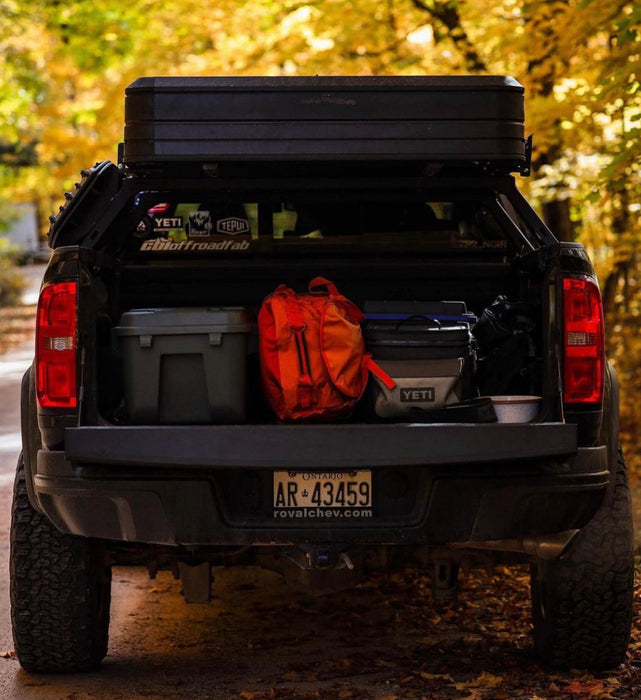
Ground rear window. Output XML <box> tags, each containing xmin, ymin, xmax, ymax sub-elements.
<box><xmin>135</xmin><ymin>198</ymin><xmax>512</xmax><ymax>256</ymax></box>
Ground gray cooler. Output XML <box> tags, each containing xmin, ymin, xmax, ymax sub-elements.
<box><xmin>115</xmin><ymin>307</ymin><xmax>252</xmax><ymax>424</ymax></box>
<box><xmin>364</xmin><ymin>317</ymin><xmax>474</xmax><ymax>419</ymax></box>
<box><xmin>371</xmin><ymin>358</ymin><xmax>465</xmax><ymax>419</ymax></box>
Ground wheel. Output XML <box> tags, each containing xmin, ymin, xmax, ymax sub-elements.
<box><xmin>10</xmin><ymin>454</ymin><xmax>112</xmax><ymax>672</ymax></box>
<box><xmin>530</xmin><ymin>445</ymin><xmax>634</xmax><ymax>669</ymax></box>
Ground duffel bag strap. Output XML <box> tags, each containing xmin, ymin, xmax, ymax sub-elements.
<box><xmin>309</xmin><ymin>276</ymin><xmax>340</xmax><ymax>297</ymax></box>
<box><xmin>309</xmin><ymin>277</ymin><xmax>366</xmax><ymax>325</ymax></box>
<box><xmin>365</xmin><ymin>355</ymin><xmax>396</xmax><ymax>390</ymax></box>
<box><xmin>282</xmin><ymin>294</ymin><xmax>314</xmax><ymax>410</ymax></box>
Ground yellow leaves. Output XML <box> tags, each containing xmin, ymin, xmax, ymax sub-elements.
<box><xmin>0</xmin><ymin>0</ymin><xmax>639</xmax><ymax>262</ymax></box>
<box><xmin>410</xmin><ymin>670</ymin><xmax>621</xmax><ymax>700</ymax></box>
<box><xmin>455</xmin><ymin>671</ymin><xmax>504</xmax><ymax>694</ymax></box>
<box><xmin>418</xmin><ymin>671</ymin><xmax>454</xmax><ymax>682</ymax></box>
<box><xmin>543</xmin><ymin>672</ymin><xmax>623</xmax><ymax>700</ymax></box>
<box><xmin>563</xmin><ymin>678</ymin><xmax>611</xmax><ymax>697</ymax></box>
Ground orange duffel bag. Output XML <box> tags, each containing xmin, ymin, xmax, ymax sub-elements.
<box><xmin>258</xmin><ymin>277</ymin><xmax>394</xmax><ymax>422</ymax></box>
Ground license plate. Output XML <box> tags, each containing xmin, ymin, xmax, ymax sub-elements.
<box><xmin>273</xmin><ymin>470</ymin><xmax>373</xmax><ymax>520</ymax></box>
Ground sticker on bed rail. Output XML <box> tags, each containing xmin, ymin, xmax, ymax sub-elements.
<box><xmin>216</xmin><ymin>216</ymin><xmax>250</xmax><ymax>235</ymax></box>
<box><xmin>453</xmin><ymin>239</ymin><xmax>508</xmax><ymax>249</ymax></box>
<box><xmin>185</xmin><ymin>210</ymin><xmax>212</xmax><ymax>236</ymax></box>
<box><xmin>152</xmin><ymin>216</ymin><xmax>184</xmax><ymax>232</ymax></box>
<box><xmin>185</xmin><ymin>211</ymin><xmax>251</xmax><ymax>238</ymax></box>
<box><xmin>140</xmin><ymin>238</ymin><xmax>251</xmax><ymax>252</ymax></box>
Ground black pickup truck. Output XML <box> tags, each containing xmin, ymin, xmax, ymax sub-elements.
<box><xmin>11</xmin><ymin>76</ymin><xmax>633</xmax><ymax>673</ymax></box>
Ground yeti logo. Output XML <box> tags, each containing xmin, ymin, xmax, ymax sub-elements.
<box><xmin>400</xmin><ymin>387</ymin><xmax>435</xmax><ymax>402</ymax></box>
<box><xmin>153</xmin><ymin>216</ymin><xmax>183</xmax><ymax>231</ymax></box>
<box><xmin>217</xmin><ymin>217</ymin><xmax>250</xmax><ymax>235</ymax></box>
<box><xmin>187</xmin><ymin>210</ymin><xmax>212</xmax><ymax>237</ymax></box>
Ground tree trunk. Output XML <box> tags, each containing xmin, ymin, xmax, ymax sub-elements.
<box><xmin>541</xmin><ymin>198</ymin><xmax>576</xmax><ymax>243</ymax></box>
<box><xmin>409</xmin><ymin>0</ymin><xmax>487</xmax><ymax>71</ymax></box>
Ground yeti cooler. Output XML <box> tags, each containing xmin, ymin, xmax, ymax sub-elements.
<box><xmin>364</xmin><ymin>317</ymin><xmax>474</xmax><ymax>418</ymax></box>
<box><xmin>371</xmin><ymin>358</ymin><xmax>466</xmax><ymax>418</ymax></box>
<box><xmin>115</xmin><ymin>307</ymin><xmax>252</xmax><ymax>424</ymax></box>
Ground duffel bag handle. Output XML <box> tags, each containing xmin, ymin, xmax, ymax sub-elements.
<box><xmin>396</xmin><ymin>314</ymin><xmax>442</xmax><ymax>330</ymax></box>
<box><xmin>309</xmin><ymin>276</ymin><xmax>340</xmax><ymax>297</ymax></box>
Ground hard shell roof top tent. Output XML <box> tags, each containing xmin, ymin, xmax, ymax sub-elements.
<box><xmin>121</xmin><ymin>75</ymin><xmax>530</xmax><ymax>176</ymax></box>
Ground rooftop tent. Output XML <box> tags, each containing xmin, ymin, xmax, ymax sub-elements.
<box><xmin>122</xmin><ymin>75</ymin><xmax>528</xmax><ymax>174</ymax></box>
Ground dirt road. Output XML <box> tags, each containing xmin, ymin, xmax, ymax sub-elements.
<box><xmin>0</xmin><ymin>266</ymin><xmax>639</xmax><ymax>699</ymax></box>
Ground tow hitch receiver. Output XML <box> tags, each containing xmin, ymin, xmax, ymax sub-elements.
<box><xmin>283</xmin><ymin>545</ymin><xmax>362</xmax><ymax>594</ymax></box>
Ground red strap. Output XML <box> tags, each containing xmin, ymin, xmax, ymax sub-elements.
<box><xmin>309</xmin><ymin>276</ymin><xmax>340</xmax><ymax>297</ymax></box>
<box><xmin>282</xmin><ymin>295</ymin><xmax>315</xmax><ymax>410</ymax></box>
<box><xmin>366</xmin><ymin>356</ymin><xmax>396</xmax><ymax>390</ymax></box>
<box><xmin>283</xmin><ymin>292</ymin><xmax>306</xmax><ymax>331</ymax></box>
<box><xmin>297</xmin><ymin>381</ymin><xmax>313</xmax><ymax>409</ymax></box>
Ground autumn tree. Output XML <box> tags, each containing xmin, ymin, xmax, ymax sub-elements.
<box><xmin>0</xmin><ymin>0</ymin><xmax>639</xmax><ymax>268</ymax></box>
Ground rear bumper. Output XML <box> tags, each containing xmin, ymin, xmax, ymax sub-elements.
<box><xmin>33</xmin><ymin>423</ymin><xmax>609</xmax><ymax>547</ymax></box>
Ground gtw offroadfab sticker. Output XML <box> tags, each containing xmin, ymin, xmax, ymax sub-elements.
<box><xmin>140</xmin><ymin>239</ymin><xmax>251</xmax><ymax>252</ymax></box>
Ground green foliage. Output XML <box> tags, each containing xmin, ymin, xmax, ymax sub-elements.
<box><xmin>0</xmin><ymin>196</ymin><xmax>18</xmax><ymax>234</ymax></box>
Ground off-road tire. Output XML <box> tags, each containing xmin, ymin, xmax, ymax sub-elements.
<box><xmin>530</xmin><ymin>445</ymin><xmax>633</xmax><ymax>669</ymax></box>
<box><xmin>10</xmin><ymin>454</ymin><xmax>112</xmax><ymax>673</ymax></box>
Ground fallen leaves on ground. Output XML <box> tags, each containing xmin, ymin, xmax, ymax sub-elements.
<box><xmin>193</xmin><ymin>557</ymin><xmax>641</xmax><ymax>700</ymax></box>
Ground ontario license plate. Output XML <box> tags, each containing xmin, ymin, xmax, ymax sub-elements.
<box><xmin>272</xmin><ymin>470</ymin><xmax>373</xmax><ymax>520</ymax></box>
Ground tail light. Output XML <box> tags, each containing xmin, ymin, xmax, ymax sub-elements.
<box><xmin>36</xmin><ymin>281</ymin><xmax>78</xmax><ymax>409</ymax></box>
<box><xmin>562</xmin><ymin>277</ymin><xmax>604</xmax><ymax>404</ymax></box>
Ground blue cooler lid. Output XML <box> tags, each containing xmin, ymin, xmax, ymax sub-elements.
<box><xmin>363</xmin><ymin>300</ymin><xmax>477</xmax><ymax>324</ymax></box>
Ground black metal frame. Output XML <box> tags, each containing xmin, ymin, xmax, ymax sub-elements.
<box><xmin>49</xmin><ymin>166</ymin><xmax>555</xmax><ymax>251</ymax></box>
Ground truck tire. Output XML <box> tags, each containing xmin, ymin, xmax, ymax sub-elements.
<box><xmin>10</xmin><ymin>454</ymin><xmax>111</xmax><ymax>672</ymax></box>
<box><xmin>530</xmin><ymin>445</ymin><xmax>633</xmax><ymax>669</ymax></box>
